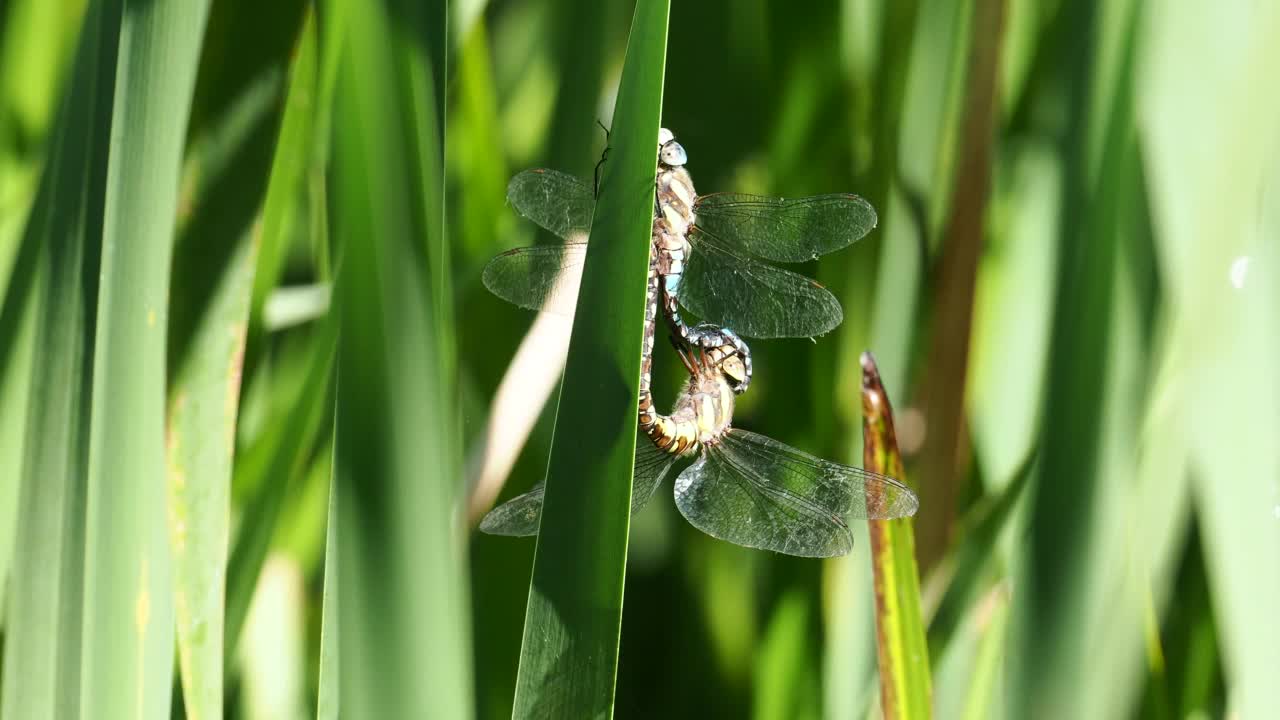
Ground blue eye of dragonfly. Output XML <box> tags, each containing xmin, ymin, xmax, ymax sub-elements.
<box><xmin>660</xmin><ymin>140</ymin><xmax>687</xmax><ymax>167</ymax></box>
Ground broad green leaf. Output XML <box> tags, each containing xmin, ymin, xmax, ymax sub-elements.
<box><xmin>80</xmin><ymin>1</ymin><xmax>211</xmax><ymax>717</ymax></box>
<box><xmin>165</xmin><ymin>9</ymin><xmax>308</xmax><ymax>702</ymax></box>
<box><xmin>164</xmin><ymin>14</ymin><xmax>318</xmax><ymax>709</ymax></box>
<box><xmin>508</xmin><ymin>1</ymin><xmax>668</xmax><ymax>717</ymax></box>
<box><xmin>1139</xmin><ymin>2</ymin><xmax>1280</xmax><ymax>716</ymax></box>
<box><xmin>166</xmin><ymin>233</ymin><xmax>254</xmax><ymax>720</ymax></box>
<box><xmin>860</xmin><ymin>353</ymin><xmax>931</xmax><ymax>720</ymax></box>
<box><xmin>0</xmin><ymin>0</ymin><xmax>85</xmax><ymax>633</ymax></box>
<box><xmin>0</xmin><ymin>1</ymin><xmax>120</xmax><ymax>716</ymax></box>
<box><xmin>324</xmin><ymin>0</ymin><xmax>471</xmax><ymax>716</ymax></box>
<box><xmin>1005</xmin><ymin>0</ymin><xmax>1158</xmax><ymax>716</ymax></box>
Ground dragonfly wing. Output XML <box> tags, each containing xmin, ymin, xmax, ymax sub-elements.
<box><xmin>693</xmin><ymin>192</ymin><xmax>877</xmax><ymax>262</ymax></box>
<box><xmin>507</xmin><ymin>168</ymin><xmax>596</xmax><ymax>241</ymax></box>
<box><xmin>482</xmin><ymin>243</ymin><xmax>588</xmax><ymax>315</ymax></box>
<box><xmin>478</xmin><ymin>434</ymin><xmax>678</xmax><ymax>537</ymax></box>
<box><xmin>478</xmin><ymin>483</ymin><xmax>546</xmax><ymax>537</ymax></box>
<box><xmin>632</xmin><ymin>436</ymin><xmax>679</xmax><ymax>513</ymax></box>
<box><xmin>681</xmin><ymin>231</ymin><xmax>844</xmax><ymax>338</ymax></box>
<box><xmin>673</xmin><ymin>429</ymin><xmax>917</xmax><ymax>557</ymax></box>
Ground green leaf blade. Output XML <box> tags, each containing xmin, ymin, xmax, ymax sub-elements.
<box><xmin>164</xmin><ymin>7</ymin><xmax>314</xmax><ymax>714</ymax></box>
<box><xmin>325</xmin><ymin>0</ymin><xmax>471</xmax><ymax>716</ymax></box>
<box><xmin>0</xmin><ymin>0</ymin><xmax>120</xmax><ymax>716</ymax></box>
<box><xmin>860</xmin><ymin>352</ymin><xmax>932</xmax><ymax>720</ymax></box>
<box><xmin>79</xmin><ymin>1</ymin><xmax>211</xmax><ymax>716</ymax></box>
<box><xmin>509</xmin><ymin>2</ymin><xmax>669</xmax><ymax>716</ymax></box>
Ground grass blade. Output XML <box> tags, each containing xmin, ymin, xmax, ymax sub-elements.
<box><xmin>912</xmin><ymin>0</ymin><xmax>1006</xmax><ymax>568</ymax></box>
<box><xmin>861</xmin><ymin>352</ymin><xmax>932</xmax><ymax>719</ymax></box>
<box><xmin>80</xmin><ymin>0</ymin><xmax>210</xmax><ymax>716</ymax></box>
<box><xmin>1005</xmin><ymin>1</ymin><xmax>1154</xmax><ymax>715</ymax></box>
<box><xmin>164</xmin><ymin>12</ymin><xmax>309</xmax><ymax>699</ymax></box>
<box><xmin>165</xmin><ymin>225</ymin><xmax>254</xmax><ymax>720</ymax></box>
<box><xmin>925</xmin><ymin>461</ymin><xmax>1029</xmax><ymax>663</ymax></box>
<box><xmin>958</xmin><ymin>589</ymin><xmax>1009</xmax><ymax>720</ymax></box>
<box><xmin>325</xmin><ymin>0</ymin><xmax>471</xmax><ymax>715</ymax></box>
<box><xmin>0</xmin><ymin>1</ymin><xmax>120</xmax><ymax>715</ymax></box>
<box><xmin>0</xmin><ymin>1</ymin><xmax>83</xmax><ymax>599</ymax></box>
<box><xmin>824</xmin><ymin>1</ymin><xmax>923</xmax><ymax>712</ymax></box>
<box><xmin>216</xmin><ymin>8</ymin><xmax>326</xmax><ymax>671</ymax></box>
<box><xmin>507</xmin><ymin>1</ymin><xmax>669</xmax><ymax>717</ymax></box>
<box><xmin>315</xmin><ymin>472</ymin><xmax>339</xmax><ymax>720</ymax></box>
<box><xmin>0</xmin><ymin>250</ymin><xmax>35</xmax><ymax>624</ymax></box>
<box><xmin>225</xmin><ymin>323</ymin><xmax>334</xmax><ymax>662</ymax></box>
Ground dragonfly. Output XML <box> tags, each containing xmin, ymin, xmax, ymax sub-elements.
<box><xmin>483</xmin><ymin>129</ymin><xmax>878</xmax><ymax>355</ymax></box>
<box><xmin>479</xmin><ymin>262</ymin><xmax>918</xmax><ymax>556</ymax></box>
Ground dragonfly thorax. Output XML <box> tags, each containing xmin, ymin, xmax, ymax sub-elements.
<box><xmin>657</xmin><ymin>167</ymin><xmax>696</xmax><ymax>232</ymax></box>
<box><xmin>670</xmin><ymin>366</ymin><xmax>736</xmax><ymax>449</ymax></box>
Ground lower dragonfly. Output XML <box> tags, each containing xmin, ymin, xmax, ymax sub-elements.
<box><xmin>483</xmin><ymin>129</ymin><xmax>878</xmax><ymax>356</ymax></box>
<box><xmin>479</xmin><ymin>258</ymin><xmax>918</xmax><ymax>556</ymax></box>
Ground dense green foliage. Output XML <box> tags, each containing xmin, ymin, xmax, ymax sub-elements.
<box><xmin>1</xmin><ymin>0</ymin><xmax>1277</xmax><ymax>718</ymax></box>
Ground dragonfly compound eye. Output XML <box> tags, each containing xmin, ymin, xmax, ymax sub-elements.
<box><xmin>720</xmin><ymin>356</ymin><xmax>746</xmax><ymax>386</ymax></box>
<box><xmin>660</xmin><ymin>140</ymin><xmax>688</xmax><ymax>167</ymax></box>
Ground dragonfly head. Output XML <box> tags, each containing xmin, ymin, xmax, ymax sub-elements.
<box><xmin>720</xmin><ymin>355</ymin><xmax>747</xmax><ymax>388</ymax></box>
<box><xmin>699</xmin><ymin>344</ymin><xmax>747</xmax><ymax>391</ymax></box>
<box><xmin>658</xmin><ymin>128</ymin><xmax>688</xmax><ymax>168</ymax></box>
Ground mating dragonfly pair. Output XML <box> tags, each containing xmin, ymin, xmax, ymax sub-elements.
<box><xmin>479</xmin><ymin>129</ymin><xmax>918</xmax><ymax>557</ymax></box>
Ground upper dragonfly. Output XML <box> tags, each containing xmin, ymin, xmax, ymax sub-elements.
<box><xmin>479</xmin><ymin>243</ymin><xmax>919</xmax><ymax>557</ymax></box>
<box><xmin>483</xmin><ymin>129</ymin><xmax>878</xmax><ymax>342</ymax></box>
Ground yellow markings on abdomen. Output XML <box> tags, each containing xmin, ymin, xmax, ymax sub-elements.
<box><xmin>646</xmin><ymin>416</ymin><xmax>698</xmax><ymax>456</ymax></box>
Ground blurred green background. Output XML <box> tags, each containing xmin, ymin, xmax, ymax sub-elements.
<box><xmin>1</xmin><ymin>0</ymin><xmax>1278</xmax><ymax>718</ymax></box>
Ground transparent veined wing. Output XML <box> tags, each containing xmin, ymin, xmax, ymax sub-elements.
<box><xmin>481</xmin><ymin>243</ymin><xmax>588</xmax><ymax>316</ymax></box>
<box><xmin>693</xmin><ymin>192</ymin><xmax>877</xmax><ymax>262</ymax></box>
<box><xmin>506</xmin><ymin>168</ymin><xmax>596</xmax><ymax>241</ymax></box>
<box><xmin>679</xmin><ymin>231</ymin><xmax>844</xmax><ymax>338</ymax></box>
<box><xmin>673</xmin><ymin>429</ymin><xmax>917</xmax><ymax>557</ymax></box>
<box><xmin>477</xmin><ymin>482</ymin><xmax>546</xmax><ymax>537</ymax></box>
<box><xmin>478</xmin><ymin>434</ymin><xmax>678</xmax><ymax>536</ymax></box>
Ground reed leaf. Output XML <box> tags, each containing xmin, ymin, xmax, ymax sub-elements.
<box><xmin>508</xmin><ymin>1</ymin><xmax>669</xmax><ymax>717</ymax></box>
<box><xmin>79</xmin><ymin>2</ymin><xmax>211</xmax><ymax>717</ymax></box>
<box><xmin>861</xmin><ymin>352</ymin><xmax>932</xmax><ymax>719</ymax></box>
<box><xmin>0</xmin><ymin>2</ymin><xmax>120</xmax><ymax>715</ymax></box>
<box><xmin>324</xmin><ymin>0</ymin><xmax>470</xmax><ymax>715</ymax></box>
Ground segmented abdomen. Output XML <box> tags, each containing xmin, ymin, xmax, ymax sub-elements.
<box><xmin>638</xmin><ymin>220</ymin><xmax>699</xmax><ymax>456</ymax></box>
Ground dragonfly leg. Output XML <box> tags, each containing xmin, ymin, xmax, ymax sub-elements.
<box><xmin>659</xmin><ymin>273</ymin><xmax>753</xmax><ymax>393</ymax></box>
<box><xmin>593</xmin><ymin>119</ymin><xmax>612</xmax><ymax>196</ymax></box>
<box><xmin>669</xmin><ymin>334</ymin><xmax>698</xmax><ymax>375</ymax></box>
